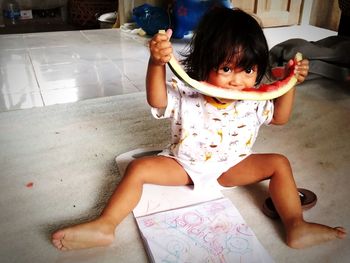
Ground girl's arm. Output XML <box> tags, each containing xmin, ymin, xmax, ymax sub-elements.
<box><xmin>146</xmin><ymin>29</ymin><xmax>173</xmax><ymax>108</ymax></box>
<box><xmin>271</xmin><ymin>59</ymin><xmax>309</xmax><ymax>125</ymax></box>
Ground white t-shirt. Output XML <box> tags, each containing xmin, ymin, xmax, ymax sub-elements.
<box><xmin>152</xmin><ymin>77</ymin><xmax>274</xmax><ymax>189</ymax></box>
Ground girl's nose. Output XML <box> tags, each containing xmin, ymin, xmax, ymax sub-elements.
<box><xmin>228</xmin><ymin>73</ymin><xmax>242</xmax><ymax>87</ymax></box>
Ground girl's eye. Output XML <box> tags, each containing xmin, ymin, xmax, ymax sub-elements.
<box><xmin>245</xmin><ymin>68</ymin><xmax>254</xmax><ymax>74</ymax></box>
<box><xmin>220</xmin><ymin>66</ymin><xmax>232</xmax><ymax>73</ymax></box>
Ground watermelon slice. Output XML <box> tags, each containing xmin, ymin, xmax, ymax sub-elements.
<box><xmin>167</xmin><ymin>52</ymin><xmax>303</xmax><ymax>100</ymax></box>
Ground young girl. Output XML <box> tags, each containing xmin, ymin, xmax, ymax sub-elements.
<box><xmin>52</xmin><ymin>7</ymin><xmax>346</xmax><ymax>251</ymax></box>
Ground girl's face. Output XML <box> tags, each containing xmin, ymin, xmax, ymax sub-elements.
<box><xmin>207</xmin><ymin>57</ymin><xmax>258</xmax><ymax>92</ymax></box>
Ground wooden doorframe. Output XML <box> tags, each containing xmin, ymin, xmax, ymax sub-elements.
<box><xmin>309</xmin><ymin>0</ymin><xmax>340</xmax><ymax>31</ymax></box>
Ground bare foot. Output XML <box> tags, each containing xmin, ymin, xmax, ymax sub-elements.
<box><xmin>286</xmin><ymin>221</ymin><xmax>346</xmax><ymax>249</ymax></box>
<box><xmin>52</xmin><ymin>218</ymin><xmax>115</xmax><ymax>251</ymax></box>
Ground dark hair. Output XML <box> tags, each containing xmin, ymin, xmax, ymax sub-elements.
<box><xmin>181</xmin><ymin>7</ymin><xmax>269</xmax><ymax>85</ymax></box>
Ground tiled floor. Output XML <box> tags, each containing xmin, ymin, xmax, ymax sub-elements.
<box><xmin>0</xmin><ymin>25</ymin><xmax>336</xmax><ymax>112</ymax></box>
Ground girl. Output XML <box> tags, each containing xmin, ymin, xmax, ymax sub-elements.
<box><xmin>52</xmin><ymin>7</ymin><xmax>346</xmax><ymax>251</ymax></box>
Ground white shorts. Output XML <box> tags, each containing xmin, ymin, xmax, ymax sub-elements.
<box><xmin>158</xmin><ymin>151</ymin><xmax>250</xmax><ymax>192</ymax></box>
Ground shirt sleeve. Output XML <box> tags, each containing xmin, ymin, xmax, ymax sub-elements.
<box><xmin>256</xmin><ymin>100</ymin><xmax>274</xmax><ymax>125</ymax></box>
<box><xmin>151</xmin><ymin>79</ymin><xmax>181</xmax><ymax>119</ymax></box>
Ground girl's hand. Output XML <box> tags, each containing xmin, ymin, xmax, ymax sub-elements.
<box><xmin>293</xmin><ymin>58</ymin><xmax>309</xmax><ymax>84</ymax></box>
<box><xmin>272</xmin><ymin>57</ymin><xmax>309</xmax><ymax>84</ymax></box>
<box><xmin>149</xmin><ymin>29</ymin><xmax>173</xmax><ymax>66</ymax></box>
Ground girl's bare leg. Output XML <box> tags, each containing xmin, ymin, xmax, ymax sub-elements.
<box><xmin>52</xmin><ymin>156</ymin><xmax>191</xmax><ymax>251</ymax></box>
<box><xmin>218</xmin><ymin>153</ymin><xmax>346</xmax><ymax>249</ymax></box>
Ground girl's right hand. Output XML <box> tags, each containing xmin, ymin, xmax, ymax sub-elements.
<box><xmin>149</xmin><ymin>29</ymin><xmax>173</xmax><ymax>66</ymax></box>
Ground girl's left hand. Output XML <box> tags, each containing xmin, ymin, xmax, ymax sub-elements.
<box><xmin>294</xmin><ymin>58</ymin><xmax>309</xmax><ymax>84</ymax></box>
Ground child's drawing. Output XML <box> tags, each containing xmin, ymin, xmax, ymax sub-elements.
<box><xmin>136</xmin><ymin>198</ymin><xmax>274</xmax><ymax>263</ymax></box>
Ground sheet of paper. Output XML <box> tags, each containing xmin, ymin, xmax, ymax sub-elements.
<box><xmin>133</xmin><ymin>184</ymin><xmax>223</xmax><ymax>217</ymax></box>
<box><xmin>117</xmin><ymin>148</ymin><xmax>273</xmax><ymax>262</ymax></box>
<box><xmin>136</xmin><ymin>198</ymin><xmax>274</xmax><ymax>263</ymax></box>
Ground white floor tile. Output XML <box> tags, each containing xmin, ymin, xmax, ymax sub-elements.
<box><xmin>0</xmin><ymin>48</ymin><xmax>31</xmax><ymax>65</ymax></box>
<box><xmin>0</xmin><ymin>25</ymin><xmax>338</xmax><ymax>112</ymax></box>
<box><xmin>0</xmin><ymin>34</ymin><xmax>27</xmax><ymax>50</ymax></box>
<box><xmin>1</xmin><ymin>64</ymin><xmax>40</xmax><ymax>94</ymax></box>
<box><xmin>23</xmin><ymin>31</ymin><xmax>89</xmax><ymax>48</ymax></box>
<box><xmin>41</xmin><ymin>81</ymin><xmax>138</xmax><ymax>106</ymax></box>
<box><xmin>0</xmin><ymin>92</ymin><xmax>43</xmax><ymax>111</ymax></box>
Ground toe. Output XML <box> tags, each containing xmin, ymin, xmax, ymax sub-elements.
<box><xmin>51</xmin><ymin>230</ymin><xmax>66</xmax><ymax>250</ymax></box>
<box><xmin>335</xmin><ymin>227</ymin><xmax>347</xmax><ymax>239</ymax></box>
<box><xmin>52</xmin><ymin>239</ymin><xmax>63</xmax><ymax>250</ymax></box>
<box><xmin>52</xmin><ymin>230</ymin><xmax>65</xmax><ymax>239</ymax></box>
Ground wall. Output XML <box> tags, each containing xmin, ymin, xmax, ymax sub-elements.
<box><xmin>309</xmin><ymin>0</ymin><xmax>340</xmax><ymax>31</ymax></box>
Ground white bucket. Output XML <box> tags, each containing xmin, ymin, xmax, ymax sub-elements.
<box><xmin>97</xmin><ymin>12</ymin><xmax>117</xmax><ymax>29</ymax></box>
